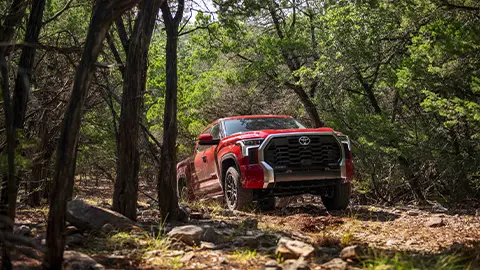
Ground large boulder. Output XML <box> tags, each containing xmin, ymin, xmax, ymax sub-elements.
<box><xmin>167</xmin><ymin>225</ymin><xmax>218</xmax><ymax>246</ymax></box>
<box><xmin>66</xmin><ymin>200</ymin><xmax>135</xmax><ymax>231</ymax></box>
<box><xmin>339</xmin><ymin>245</ymin><xmax>364</xmax><ymax>260</ymax></box>
<box><xmin>321</xmin><ymin>258</ymin><xmax>348</xmax><ymax>270</ymax></box>
<box><xmin>63</xmin><ymin>251</ymin><xmax>104</xmax><ymax>270</ymax></box>
<box><xmin>276</xmin><ymin>237</ymin><xmax>315</xmax><ymax>260</ymax></box>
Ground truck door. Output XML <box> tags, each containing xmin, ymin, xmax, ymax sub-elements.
<box><xmin>203</xmin><ymin>123</ymin><xmax>223</xmax><ymax>197</ymax></box>
<box><xmin>192</xmin><ymin>128</ymin><xmax>211</xmax><ymax>198</ymax></box>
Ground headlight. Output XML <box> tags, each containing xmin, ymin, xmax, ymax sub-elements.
<box><xmin>236</xmin><ymin>139</ymin><xmax>264</xmax><ymax>157</ymax></box>
<box><xmin>240</xmin><ymin>139</ymin><xmax>264</xmax><ymax>146</ymax></box>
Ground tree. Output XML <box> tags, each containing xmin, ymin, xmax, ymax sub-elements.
<box><xmin>214</xmin><ymin>0</ymin><xmax>325</xmax><ymax>127</ymax></box>
<box><xmin>13</xmin><ymin>0</ymin><xmax>48</xmax><ymax>206</ymax></box>
<box><xmin>113</xmin><ymin>0</ymin><xmax>164</xmax><ymax>221</ymax></box>
<box><xmin>157</xmin><ymin>0</ymin><xmax>185</xmax><ymax>222</ymax></box>
<box><xmin>44</xmin><ymin>0</ymin><xmax>141</xmax><ymax>267</ymax></box>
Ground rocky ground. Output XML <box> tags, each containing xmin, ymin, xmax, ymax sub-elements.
<box><xmin>10</xmin><ymin>179</ymin><xmax>480</xmax><ymax>269</ymax></box>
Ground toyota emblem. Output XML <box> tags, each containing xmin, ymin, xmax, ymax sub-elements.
<box><xmin>299</xmin><ymin>136</ymin><xmax>311</xmax><ymax>146</ymax></box>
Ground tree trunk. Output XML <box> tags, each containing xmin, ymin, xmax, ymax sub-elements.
<box><xmin>0</xmin><ymin>51</ymin><xmax>16</xmax><ymax>228</ymax></box>
<box><xmin>28</xmin><ymin>110</ymin><xmax>53</xmax><ymax>206</ymax></box>
<box><xmin>113</xmin><ymin>0</ymin><xmax>162</xmax><ymax>221</ymax></box>
<box><xmin>157</xmin><ymin>0</ymin><xmax>184</xmax><ymax>222</ymax></box>
<box><xmin>13</xmin><ymin>0</ymin><xmax>46</xmax><ymax>130</ymax></box>
<box><xmin>0</xmin><ymin>0</ymin><xmax>28</xmax><ymax>225</ymax></box>
<box><xmin>44</xmin><ymin>0</ymin><xmax>140</xmax><ymax>268</ymax></box>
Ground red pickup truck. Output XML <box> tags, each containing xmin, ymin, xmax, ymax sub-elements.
<box><xmin>176</xmin><ymin>115</ymin><xmax>354</xmax><ymax>211</ymax></box>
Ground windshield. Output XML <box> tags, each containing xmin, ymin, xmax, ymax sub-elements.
<box><xmin>224</xmin><ymin>117</ymin><xmax>306</xmax><ymax>136</ymax></box>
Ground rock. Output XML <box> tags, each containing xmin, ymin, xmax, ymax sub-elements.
<box><xmin>406</xmin><ymin>210</ymin><xmax>420</xmax><ymax>216</ymax></box>
<box><xmin>200</xmin><ymin>241</ymin><xmax>216</xmax><ymax>250</ymax></box>
<box><xmin>220</xmin><ymin>209</ymin><xmax>234</xmax><ymax>216</ymax></box>
<box><xmin>66</xmin><ymin>226</ymin><xmax>80</xmax><ymax>236</ymax></box>
<box><xmin>101</xmin><ymin>223</ymin><xmax>115</xmax><ymax>233</ymax></box>
<box><xmin>66</xmin><ymin>200</ymin><xmax>135</xmax><ymax>231</ymax></box>
<box><xmin>276</xmin><ymin>237</ymin><xmax>315</xmax><ymax>260</ymax></box>
<box><xmin>240</xmin><ymin>236</ymin><xmax>260</xmax><ymax>249</ymax></box>
<box><xmin>246</xmin><ymin>230</ymin><xmax>254</xmax><ymax>236</ymax></box>
<box><xmin>179</xmin><ymin>252</ymin><xmax>195</xmax><ymax>263</ymax></box>
<box><xmin>425</xmin><ymin>217</ymin><xmax>444</xmax><ymax>227</ymax></box>
<box><xmin>321</xmin><ymin>258</ymin><xmax>348</xmax><ymax>270</ymax></box>
<box><xmin>14</xmin><ymin>225</ymin><xmax>32</xmax><ymax>237</ymax></box>
<box><xmin>189</xmin><ymin>212</ymin><xmax>204</xmax><ymax>220</ymax></box>
<box><xmin>405</xmin><ymin>240</ymin><xmax>415</xmax><ymax>246</ymax></box>
<box><xmin>63</xmin><ymin>251</ymin><xmax>105</xmax><ymax>270</ymax></box>
<box><xmin>66</xmin><ymin>233</ymin><xmax>86</xmax><ymax>247</ymax></box>
<box><xmin>241</xmin><ymin>218</ymin><xmax>258</xmax><ymax>230</ymax></box>
<box><xmin>264</xmin><ymin>259</ymin><xmax>280</xmax><ymax>269</ymax></box>
<box><xmin>374</xmin><ymin>266</ymin><xmax>395</xmax><ymax>270</ymax></box>
<box><xmin>340</xmin><ymin>245</ymin><xmax>363</xmax><ymax>260</ymax></box>
<box><xmin>283</xmin><ymin>258</ymin><xmax>310</xmax><ymax>270</ymax></box>
<box><xmin>137</xmin><ymin>201</ymin><xmax>149</xmax><ymax>209</ymax></box>
<box><xmin>316</xmin><ymin>246</ymin><xmax>338</xmax><ymax>256</ymax></box>
<box><xmin>217</xmin><ymin>221</ymin><xmax>228</xmax><ymax>229</ymax></box>
<box><xmin>432</xmin><ymin>203</ymin><xmax>448</xmax><ymax>213</ymax></box>
<box><xmin>167</xmin><ymin>225</ymin><xmax>218</xmax><ymax>246</ymax></box>
<box><xmin>386</xmin><ymin>239</ymin><xmax>395</xmax><ymax>246</ymax></box>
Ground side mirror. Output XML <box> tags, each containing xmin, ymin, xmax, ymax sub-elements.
<box><xmin>198</xmin><ymin>134</ymin><xmax>220</xmax><ymax>145</ymax></box>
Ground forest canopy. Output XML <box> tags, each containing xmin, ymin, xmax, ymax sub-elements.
<box><xmin>0</xmin><ymin>0</ymin><xmax>479</xmax><ymax>268</ymax></box>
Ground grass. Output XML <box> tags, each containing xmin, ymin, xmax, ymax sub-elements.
<box><xmin>182</xmin><ymin>199</ymin><xmax>224</xmax><ymax>216</ymax></box>
<box><xmin>341</xmin><ymin>231</ymin><xmax>355</xmax><ymax>246</ymax></box>
<box><xmin>229</xmin><ymin>249</ymin><xmax>258</xmax><ymax>263</ymax></box>
<box><xmin>362</xmin><ymin>250</ymin><xmax>472</xmax><ymax>270</ymax></box>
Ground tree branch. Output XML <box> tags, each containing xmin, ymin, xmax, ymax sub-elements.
<box><xmin>42</xmin><ymin>0</ymin><xmax>75</xmax><ymax>25</ymax></box>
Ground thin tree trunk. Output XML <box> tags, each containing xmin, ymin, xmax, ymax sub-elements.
<box><xmin>157</xmin><ymin>0</ymin><xmax>184</xmax><ymax>222</ymax></box>
<box><xmin>0</xmin><ymin>50</ymin><xmax>16</xmax><ymax>270</ymax></box>
<box><xmin>44</xmin><ymin>0</ymin><xmax>140</xmax><ymax>268</ymax></box>
<box><xmin>13</xmin><ymin>0</ymin><xmax>47</xmax><ymax>207</ymax></box>
<box><xmin>28</xmin><ymin>110</ymin><xmax>53</xmax><ymax>206</ymax></box>
<box><xmin>113</xmin><ymin>0</ymin><xmax>163</xmax><ymax>221</ymax></box>
<box><xmin>13</xmin><ymin>0</ymin><xmax>46</xmax><ymax>130</ymax></box>
<box><xmin>0</xmin><ymin>0</ymin><xmax>28</xmax><ymax>223</ymax></box>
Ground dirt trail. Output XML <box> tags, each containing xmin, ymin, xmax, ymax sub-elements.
<box><xmin>12</xmin><ymin>180</ymin><xmax>480</xmax><ymax>269</ymax></box>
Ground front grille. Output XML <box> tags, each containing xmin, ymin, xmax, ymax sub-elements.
<box><xmin>264</xmin><ymin>135</ymin><xmax>341</xmax><ymax>172</ymax></box>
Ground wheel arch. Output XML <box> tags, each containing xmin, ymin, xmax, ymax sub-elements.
<box><xmin>220</xmin><ymin>154</ymin><xmax>241</xmax><ymax>189</ymax></box>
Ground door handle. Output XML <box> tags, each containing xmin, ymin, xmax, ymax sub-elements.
<box><xmin>202</xmin><ymin>155</ymin><xmax>207</xmax><ymax>162</ymax></box>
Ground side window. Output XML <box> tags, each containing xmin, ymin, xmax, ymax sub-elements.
<box><xmin>211</xmin><ymin>124</ymin><xmax>221</xmax><ymax>140</ymax></box>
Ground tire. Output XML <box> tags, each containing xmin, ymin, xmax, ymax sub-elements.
<box><xmin>177</xmin><ymin>178</ymin><xmax>188</xmax><ymax>203</ymax></box>
<box><xmin>224</xmin><ymin>166</ymin><xmax>252</xmax><ymax>210</ymax></box>
<box><xmin>258</xmin><ymin>197</ymin><xmax>276</xmax><ymax>211</ymax></box>
<box><xmin>322</xmin><ymin>182</ymin><xmax>351</xmax><ymax>210</ymax></box>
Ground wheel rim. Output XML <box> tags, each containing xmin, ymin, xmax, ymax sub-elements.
<box><xmin>225</xmin><ymin>172</ymin><xmax>237</xmax><ymax>208</ymax></box>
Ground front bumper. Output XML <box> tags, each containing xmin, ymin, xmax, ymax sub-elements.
<box><xmin>240</xmin><ymin>132</ymin><xmax>347</xmax><ymax>189</ymax></box>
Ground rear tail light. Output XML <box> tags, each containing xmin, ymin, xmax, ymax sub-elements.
<box><xmin>346</xmin><ymin>151</ymin><xmax>354</xmax><ymax>182</ymax></box>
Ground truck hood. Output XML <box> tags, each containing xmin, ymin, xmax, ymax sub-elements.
<box><xmin>223</xmin><ymin>127</ymin><xmax>337</xmax><ymax>141</ymax></box>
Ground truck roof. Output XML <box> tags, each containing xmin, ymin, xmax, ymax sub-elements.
<box><xmin>222</xmin><ymin>115</ymin><xmax>293</xmax><ymax>121</ymax></box>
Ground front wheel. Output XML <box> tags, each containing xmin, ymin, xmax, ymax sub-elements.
<box><xmin>321</xmin><ymin>182</ymin><xmax>351</xmax><ymax>210</ymax></box>
<box><xmin>224</xmin><ymin>166</ymin><xmax>252</xmax><ymax>210</ymax></box>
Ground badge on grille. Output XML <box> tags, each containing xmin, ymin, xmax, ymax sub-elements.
<box><xmin>299</xmin><ymin>136</ymin><xmax>311</xmax><ymax>145</ymax></box>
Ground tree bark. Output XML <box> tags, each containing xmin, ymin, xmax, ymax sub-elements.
<box><xmin>113</xmin><ymin>0</ymin><xmax>162</xmax><ymax>221</ymax></box>
<box><xmin>13</xmin><ymin>0</ymin><xmax>47</xmax><ymax>130</ymax></box>
<box><xmin>28</xmin><ymin>110</ymin><xmax>54</xmax><ymax>206</ymax></box>
<box><xmin>44</xmin><ymin>0</ymin><xmax>140</xmax><ymax>268</ymax></box>
<box><xmin>157</xmin><ymin>0</ymin><xmax>184</xmax><ymax>222</ymax></box>
<box><xmin>12</xmin><ymin>0</ymin><xmax>47</xmax><ymax>207</ymax></box>
<box><xmin>0</xmin><ymin>0</ymin><xmax>28</xmax><ymax>223</ymax></box>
